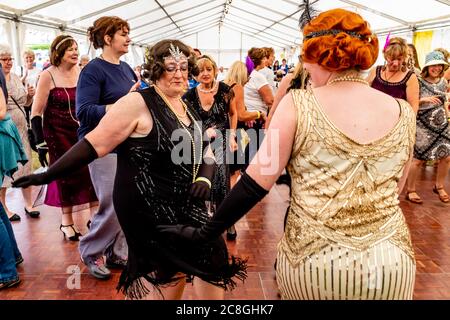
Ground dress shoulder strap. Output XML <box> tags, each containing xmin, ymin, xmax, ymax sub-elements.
<box><xmin>290</xmin><ymin>89</ymin><xmax>312</xmax><ymax>158</ymax></box>
<box><xmin>46</xmin><ymin>70</ymin><xmax>57</xmax><ymax>87</ymax></box>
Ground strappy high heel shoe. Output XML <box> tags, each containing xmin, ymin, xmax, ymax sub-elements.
<box><xmin>60</xmin><ymin>224</ymin><xmax>82</xmax><ymax>241</ymax></box>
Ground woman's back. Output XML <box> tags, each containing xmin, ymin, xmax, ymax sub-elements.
<box><xmin>280</xmin><ymin>87</ymin><xmax>416</xmax><ymax>266</ymax></box>
<box><xmin>313</xmin><ymin>83</ymin><xmax>402</xmax><ymax>145</ymax></box>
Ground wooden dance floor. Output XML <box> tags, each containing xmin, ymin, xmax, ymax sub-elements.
<box><xmin>0</xmin><ymin>165</ymin><xmax>449</xmax><ymax>300</ymax></box>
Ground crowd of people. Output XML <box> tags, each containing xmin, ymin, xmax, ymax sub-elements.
<box><xmin>0</xmin><ymin>4</ymin><xmax>449</xmax><ymax>300</ymax></box>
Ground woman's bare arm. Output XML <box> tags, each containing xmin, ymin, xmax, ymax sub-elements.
<box><xmin>0</xmin><ymin>89</ymin><xmax>6</xmax><ymax>120</ymax></box>
<box><xmin>406</xmin><ymin>73</ymin><xmax>419</xmax><ymax>113</ymax></box>
<box><xmin>266</xmin><ymin>73</ymin><xmax>293</xmax><ymax>128</ymax></box>
<box><xmin>86</xmin><ymin>92</ymin><xmax>151</xmax><ymax>157</ymax></box>
<box><xmin>31</xmin><ymin>71</ymin><xmax>52</xmax><ymax>117</ymax></box>
<box><xmin>246</xmin><ymin>93</ymin><xmax>297</xmax><ymax>190</ymax></box>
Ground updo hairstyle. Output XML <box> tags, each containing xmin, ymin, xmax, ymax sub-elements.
<box><xmin>247</xmin><ymin>47</ymin><xmax>266</xmax><ymax>68</ymax></box>
<box><xmin>301</xmin><ymin>8</ymin><xmax>378</xmax><ymax>72</ymax></box>
<box><xmin>88</xmin><ymin>16</ymin><xmax>130</xmax><ymax>49</ymax></box>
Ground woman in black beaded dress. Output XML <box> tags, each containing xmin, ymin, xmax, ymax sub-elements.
<box><xmin>12</xmin><ymin>39</ymin><xmax>247</xmax><ymax>300</ymax></box>
<box><xmin>183</xmin><ymin>55</ymin><xmax>238</xmax><ymax>240</ymax></box>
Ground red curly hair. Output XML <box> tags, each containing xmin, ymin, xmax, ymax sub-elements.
<box><xmin>301</xmin><ymin>8</ymin><xmax>378</xmax><ymax>72</ymax></box>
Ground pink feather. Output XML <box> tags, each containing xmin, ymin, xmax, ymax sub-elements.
<box><xmin>383</xmin><ymin>32</ymin><xmax>391</xmax><ymax>51</ymax></box>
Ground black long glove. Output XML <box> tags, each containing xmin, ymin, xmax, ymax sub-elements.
<box><xmin>12</xmin><ymin>138</ymin><xmax>98</xmax><ymax>188</ymax></box>
<box><xmin>190</xmin><ymin>157</ymin><xmax>215</xmax><ymax>200</ymax></box>
<box><xmin>31</xmin><ymin>116</ymin><xmax>48</xmax><ymax>167</ymax></box>
<box><xmin>157</xmin><ymin>172</ymin><xmax>268</xmax><ymax>243</ymax></box>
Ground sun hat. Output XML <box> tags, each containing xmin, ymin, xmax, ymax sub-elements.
<box><xmin>422</xmin><ymin>50</ymin><xmax>449</xmax><ymax>72</ymax></box>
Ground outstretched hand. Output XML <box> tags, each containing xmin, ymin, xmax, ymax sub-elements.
<box><xmin>12</xmin><ymin>173</ymin><xmax>47</xmax><ymax>188</ymax></box>
<box><xmin>156</xmin><ymin>224</ymin><xmax>203</xmax><ymax>243</ymax></box>
<box><xmin>189</xmin><ymin>180</ymin><xmax>211</xmax><ymax>200</ymax></box>
<box><xmin>37</xmin><ymin>147</ymin><xmax>48</xmax><ymax>167</ymax></box>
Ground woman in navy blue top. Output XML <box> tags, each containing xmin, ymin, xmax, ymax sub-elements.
<box><xmin>75</xmin><ymin>16</ymin><xmax>139</xmax><ymax>280</ymax></box>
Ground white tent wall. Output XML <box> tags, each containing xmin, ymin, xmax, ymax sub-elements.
<box><xmin>179</xmin><ymin>25</ymin><xmax>292</xmax><ymax>69</ymax></box>
<box><xmin>0</xmin><ymin>0</ymin><xmax>449</xmax><ymax>71</ymax></box>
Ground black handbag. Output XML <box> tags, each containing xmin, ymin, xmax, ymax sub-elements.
<box><xmin>11</xmin><ymin>96</ymin><xmax>37</xmax><ymax>152</ymax></box>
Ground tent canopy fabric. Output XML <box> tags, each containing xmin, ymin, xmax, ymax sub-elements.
<box><xmin>0</xmin><ymin>0</ymin><xmax>449</xmax><ymax>47</ymax></box>
<box><xmin>0</xmin><ymin>0</ymin><xmax>449</xmax><ymax>68</ymax></box>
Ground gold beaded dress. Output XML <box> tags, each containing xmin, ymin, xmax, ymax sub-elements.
<box><xmin>276</xmin><ymin>89</ymin><xmax>416</xmax><ymax>300</ymax></box>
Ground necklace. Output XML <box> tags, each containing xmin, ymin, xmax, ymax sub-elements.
<box><xmin>384</xmin><ymin>69</ymin><xmax>399</xmax><ymax>82</ymax></box>
<box><xmin>56</xmin><ymin>66</ymin><xmax>79</xmax><ymax>125</ymax></box>
<box><xmin>327</xmin><ymin>76</ymin><xmax>369</xmax><ymax>86</ymax></box>
<box><xmin>198</xmin><ymin>81</ymin><xmax>217</xmax><ymax>93</ymax></box>
<box><xmin>154</xmin><ymin>86</ymin><xmax>187</xmax><ymax>118</ymax></box>
<box><xmin>154</xmin><ymin>85</ymin><xmax>203</xmax><ymax>181</ymax></box>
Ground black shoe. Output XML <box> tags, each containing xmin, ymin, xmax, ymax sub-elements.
<box><xmin>60</xmin><ymin>224</ymin><xmax>82</xmax><ymax>241</ymax></box>
<box><xmin>24</xmin><ymin>207</ymin><xmax>40</xmax><ymax>218</ymax></box>
<box><xmin>0</xmin><ymin>278</ymin><xmax>21</xmax><ymax>290</ymax></box>
<box><xmin>9</xmin><ymin>213</ymin><xmax>21</xmax><ymax>222</ymax></box>
<box><xmin>15</xmin><ymin>256</ymin><xmax>24</xmax><ymax>266</ymax></box>
<box><xmin>226</xmin><ymin>226</ymin><xmax>237</xmax><ymax>241</ymax></box>
<box><xmin>87</xmin><ymin>220</ymin><xmax>91</xmax><ymax>229</ymax></box>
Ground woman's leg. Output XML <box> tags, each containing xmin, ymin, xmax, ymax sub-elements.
<box><xmin>405</xmin><ymin>159</ymin><xmax>424</xmax><ymax>201</ymax></box>
<box><xmin>436</xmin><ymin>156</ymin><xmax>450</xmax><ymax>188</ymax></box>
<box><xmin>21</xmin><ymin>187</ymin><xmax>34</xmax><ymax>212</ymax></box>
<box><xmin>133</xmin><ymin>275</ymin><xmax>186</xmax><ymax>300</ymax></box>
<box><xmin>193</xmin><ymin>277</ymin><xmax>225</xmax><ymax>300</ymax></box>
<box><xmin>0</xmin><ymin>204</ymin><xmax>20</xmax><ymax>285</ymax></box>
<box><xmin>434</xmin><ymin>156</ymin><xmax>450</xmax><ymax>201</ymax></box>
<box><xmin>0</xmin><ymin>187</ymin><xmax>14</xmax><ymax>218</ymax></box>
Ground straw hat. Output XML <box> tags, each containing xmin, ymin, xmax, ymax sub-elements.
<box><xmin>422</xmin><ymin>50</ymin><xmax>449</xmax><ymax>72</ymax></box>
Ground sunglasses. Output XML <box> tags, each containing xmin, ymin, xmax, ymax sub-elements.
<box><xmin>0</xmin><ymin>57</ymin><xmax>14</xmax><ymax>62</ymax></box>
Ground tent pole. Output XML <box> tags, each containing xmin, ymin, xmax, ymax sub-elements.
<box><xmin>240</xmin><ymin>32</ymin><xmax>242</xmax><ymax>62</ymax></box>
<box><xmin>218</xmin><ymin>25</ymin><xmax>221</xmax><ymax>68</ymax></box>
<box><xmin>11</xmin><ymin>20</ymin><xmax>21</xmax><ymax>68</ymax></box>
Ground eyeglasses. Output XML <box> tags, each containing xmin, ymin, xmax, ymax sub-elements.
<box><xmin>0</xmin><ymin>57</ymin><xmax>14</xmax><ymax>62</ymax></box>
<box><xmin>164</xmin><ymin>62</ymin><xmax>189</xmax><ymax>75</ymax></box>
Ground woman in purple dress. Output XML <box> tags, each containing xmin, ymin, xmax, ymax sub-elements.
<box><xmin>31</xmin><ymin>35</ymin><xmax>98</xmax><ymax>241</ymax></box>
<box><xmin>368</xmin><ymin>37</ymin><xmax>419</xmax><ymax>113</ymax></box>
<box><xmin>367</xmin><ymin>36</ymin><xmax>419</xmax><ymax>197</ymax></box>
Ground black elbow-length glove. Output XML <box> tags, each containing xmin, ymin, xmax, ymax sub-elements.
<box><xmin>157</xmin><ymin>172</ymin><xmax>268</xmax><ymax>243</ymax></box>
<box><xmin>12</xmin><ymin>138</ymin><xmax>98</xmax><ymax>188</ymax></box>
<box><xmin>31</xmin><ymin>115</ymin><xmax>48</xmax><ymax>167</ymax></box>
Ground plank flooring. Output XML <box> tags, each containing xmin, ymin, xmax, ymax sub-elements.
<box><xmin>0</xmin><ymin>165</ymin><xmax>449</xmax><ymax>300</ymax></box>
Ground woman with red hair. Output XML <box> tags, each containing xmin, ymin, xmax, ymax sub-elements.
<box><xmin>158</xmin><ymin>7</ymin><xmax>417</xmax><ymax>300</ymax></box>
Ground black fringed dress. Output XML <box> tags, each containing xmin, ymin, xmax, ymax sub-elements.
<box><xmin>113</xmin><ymin>86</ymin><xmax>247</xmax><ymax>299</ymax></box>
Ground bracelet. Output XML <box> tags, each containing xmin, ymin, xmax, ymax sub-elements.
<box><xmin>195</xmin><ymin>177</ymin><xmax>212</xmax><ymax>189</ymax></box>
<box><xmin>255</xmin><ymin>111</ymin><xmax>261</xmax><ymax>119</ymax></box>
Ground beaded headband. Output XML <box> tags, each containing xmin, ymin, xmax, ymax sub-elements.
<box><xmin>304</xmin><ymin>29</ymin><xmax>371</xmax><ymax>42</ymax></box>
<box><xmin>55</xmin><ymin>36</ymin><xmax>75</xmax><ymax>50</ymax></box>
<box><xmin>164</xmin><ymin>43</ymin><xmax>187</xmax><ymax>62</ymax></box>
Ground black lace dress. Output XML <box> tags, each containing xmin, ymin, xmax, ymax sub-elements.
<box><xmin>114</xmin><ymin>86</ymin><xmax>246</xmax><ymax>299</ymax></box>
<box><xmin>183</xmin><ymin>82</ymin><xmax>233</xmax><ymax>209</ymax></box>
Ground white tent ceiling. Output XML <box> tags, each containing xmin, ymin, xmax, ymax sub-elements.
<box><xmin>0</xmin><ymin>0</ymin><xmax>449</xmax><ymax>49</ymax></box>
